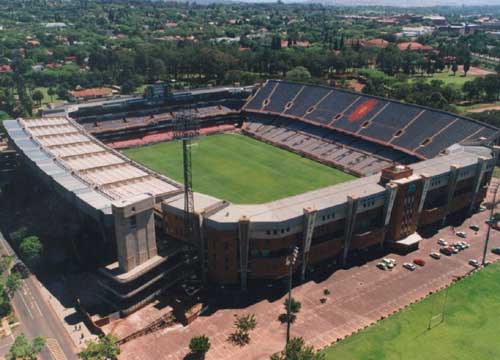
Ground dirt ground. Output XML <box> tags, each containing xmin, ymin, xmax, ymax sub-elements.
<box><xmin>119</xmin><ymin>180</ymin><xmax>500</xmax><ymax>360</ymax></box>
<box><xmin>468</xmin><ymin>105</ymin><xmax>500</xmax><ymax>113</ymax></box>
<box><xmin>458</xmin><ymin>65</ymin><xmax>495</xmax><ymax>76</ymax></box>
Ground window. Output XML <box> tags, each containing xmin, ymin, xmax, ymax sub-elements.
<box><xmin>129</xmin><ymin>216</ymin><xmax>137</xmax><ymax>231</ymax></box>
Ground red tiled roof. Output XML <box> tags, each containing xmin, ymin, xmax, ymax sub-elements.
<box><xmin>280</xmin><ymin>40</ymin><xmax>311</xmax><ymax>47</ymax></box>
<box><xmin>397</xmin><ymin>42</ymin><xmax>433</xmax><ymax>51</ymax></box>
<box><xmin>70</xmin><ymin>88</ymin><xmax>111</xmax><ymax>99</ymax></box>
<box><xmin>362</xmin><ymin>39</ymin><xmax>389</xmax><ymax>48</ymax></box>
<box><xmin>0</xmin><ymin>65</ymin><xmax>12</xmax><ymax>73</ymax></box>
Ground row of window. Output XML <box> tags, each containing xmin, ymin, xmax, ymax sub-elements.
<box><xmin>265</xmin><ymin>227</ymin><xmax>291</xmax><ymax>235</ymax></box>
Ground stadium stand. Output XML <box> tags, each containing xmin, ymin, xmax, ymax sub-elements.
<box><xmin>244</xmin><ymin>80</ymin><xmax>498</xmax><ymax>159</ymax></box>
<box><xmin>13</xmin><ymin>117</ymin><xmax>180</xmax><ymax>202</ymax></box>
<box><xmin>242</xmin><ymin>114</ymin><xmax>409</xmax><ymax>176</ymax></box>
<box><xmin>80</xmin><ymin>105</ymin><xmax>237</xmax><ymax>135</ymax></box>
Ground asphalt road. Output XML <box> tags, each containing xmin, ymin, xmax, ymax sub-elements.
<box><xmin>0</xmin><ymin>231</ymin><xmax>77</xmax><ymax>360</ymax></box>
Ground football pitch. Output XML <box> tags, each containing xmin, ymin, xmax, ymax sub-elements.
<box><xmin>124</xmin><ymin>133</ymin><xmax>355</xmax><ymax>203</ymax></box>
<box><xmin>323</xmin><ymin>262</ymin><xmax>500</xmax><ymax>360</ymax></box>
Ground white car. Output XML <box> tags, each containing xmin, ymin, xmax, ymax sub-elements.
<box><xmin>469</xmin><ymin>259</ymin><xmax>480</xmax><ymax>268</ymax></box>
<box><xmin>437</xmin><ymin>239</ymin><xmax>447</xmax><ymax>246</ymax></box>
<box><xmin>403</xmin><ymin>263</ymin><xmax>416</xmax><ymax>271</ymax></box>
<box><xmin>430</xmin><ymin>252</ymin><xmax>441</xmax><ymax>260</ymax></box>
<box><xmin>456</xmin><ymin>231</ymin><xmax>467</xmax><ymax>238</ymax></box>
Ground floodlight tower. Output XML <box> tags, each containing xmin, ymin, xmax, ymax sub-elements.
<box><xmin>173</xmin><ymin>109</ymin><xmax>200</xmax><ymax>243</ymax></box>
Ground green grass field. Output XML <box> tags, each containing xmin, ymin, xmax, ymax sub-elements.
<box><xmin>323</xmin><ymin>262</ymin><xmax>500</xmax><ymax>360</ymax></box>
<box><xmin>124</xmin><ymin>134</ymin><xmax>355</xmax><ymax>203</ymax></box>
<box><xmin>409</xmin><ymin>70</ymin><xmax>479</xmax><ymax>88</ymax></box>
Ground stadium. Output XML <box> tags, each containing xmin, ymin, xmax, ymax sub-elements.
<box><xmin>3</xmin><ymin>80</ymin><xmax>499</xmax><ymax>319</ymax></box>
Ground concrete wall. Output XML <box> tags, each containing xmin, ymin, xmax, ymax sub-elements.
<box><xmin>112</xmin><ymin>194</ymin><xmax>157</xmax><ymax>273</ymax></box>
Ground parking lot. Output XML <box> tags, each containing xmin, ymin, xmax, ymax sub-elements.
<box><xmin>120</xmin><ymin>181</ymin><xmax>500</xmax><ymax>360</ymax></box>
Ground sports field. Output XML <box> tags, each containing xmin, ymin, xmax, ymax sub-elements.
<box><xmin>124</xmin><ymin>133</ymin><xmax>354</xmax><ymax>203</ymax></box>
<box><xmin>323</xmin><ymin>262</ymin><xmax>500</xmax><ymax>360</ymax></box>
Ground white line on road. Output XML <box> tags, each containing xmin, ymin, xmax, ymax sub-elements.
<box><xmin>19</xmin><ymin>293</ymin><xmax>34</xmax><ymax>319</ymax></box>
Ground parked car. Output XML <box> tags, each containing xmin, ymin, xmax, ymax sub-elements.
<box><xmin>403</xmin><ymin>262</ymin><xmax>416</xmax><ymax>271</ymax></box>
<box><xmin>440</xmin><ymin>247</ymin><xmax>453</xmax><ymax>256</ymax></box>
<box><xmin>377</xmin><ymin>262</ymin><xmax>388</xmax><ymax>270</ymax></box>
<box><xmin>456</xmin><ymin>231</ymin><xmax>467</xmax><ymax>238</ymax></box>
<box><xmin>469</xmin><ymin>259</ymin><xmax>480</xmax><ymax>268</ymax></box>
<box><xmin>469</xmin><ymin>225</ymin><xmax>480</xmax><ymax>232</ymax></box>
<box><xmin>413</xmin><ymin>258</ymin><xmax>426</xmax><ymax>266</ymax></box>
<box><xmin>430</xmin><ymin>252</ymin><xmax>441</xmax><ymax>260</ymax></box>
<box><xmin>491</xmin><ymin>247</ymin><xmax>500</xmax><ymax>255</ymax></box>
<box><xmin>437</xmin><ymin>239</ymin><xmax>448</xmax><ymax>246</ymax></box>
<box><xmin>382</xmin><ymin>258</ymin><xmax>396</xmax><ymax>269</ymax></box>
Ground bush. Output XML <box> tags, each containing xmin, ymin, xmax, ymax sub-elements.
<box><xmin>286</xmin><ymin>66</ymin><xmax>312</xmax><ymax>83</ymax></box>
<box><xmin>189</xmin><ymin>335</ymin><xmax>211</xmax><ymax>357</ymax></box>
<box><xmin>9</xmin><ymin>227</ymin><xmax>29</xmax><ymax>248</ymax></box>
<box><xmin>19</xmin><ymin>236</ymin><xmax>43</xmax><ymax>266</ymax></box>
<box><xmin>284</xmin><ymin>297</ymin><xmax>301</xmax><ymax>314</ymax></box>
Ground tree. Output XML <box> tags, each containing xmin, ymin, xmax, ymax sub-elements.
<box><xmin>279</xmin><ymin>297</ymin><xmax>301</xmax><ymax>323</ymax></box>
<box><xmin>9</xmin><ymin>226</ymin><xmax>29</xmax><ymax>248</ymax></box>
<box><xmin>463</xmin><ymin>60</ymin><xmax>471</xmax><ymax>76</ymax></box>
<box><xmin>271</xmin><ymin>35</ymin><xmax>282</xmax><ymax>50</ymax></box>
<box><xmin>7</xmin><ymin>333</ymin><xmax>45</xmax><ymax>360</ymax></box>
<box><xmin>57</xmin><ymin>86</ymin><xmax>68</xmax><ymax>100</ymax></box>
<box><xmin>47</xmin><ymin>87</ymin><xmax>56</xmax><ymax>102</ymax></box>
<box><xmin>19</xmin><ymin>236</ymin><xmax>43</xmax><ymax>267</ymax></box>
<box><xmin>451</xmin><ymin>62</ymin><xmax>458</xmax><ymax>76</ymax></box>
<box><xmin>189</xmin><ymin>335</ymin><xmax>211</xmax><ymax>359</ymax></box>
<box><xmin>463</xmin><ymin>79</ymin><xmax>481</xmax><ymax>101</ymax></box>
<box><xmin>78</xmin><ymin>335</ymin><xmax>120</xmax><ymax>360</ymax></box>
<box><xmin>229</xmin><ymin>314</ymin><xmax>257</xmax><ymax>346</ymax></box>
<box><xmin>270</xmin><ymin>337</ymin><xmax>325</xmax><ymax>360</ymax></box>
<box><xmin>32</xmin><ymin>90</ymin><xmax>44</xmax><ymax>106</ymax></box>
<box><xmin>121</xmin><ymin>80</ymin><xmax>136</xmax><ymax>95</ymax></box>
<box><xmin>286</xmin><ymin>67</ymin><xmax>312</xmax><ymax>83</ymax></box>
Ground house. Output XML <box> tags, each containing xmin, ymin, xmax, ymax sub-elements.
<box><xmin>361</xmin><ymin>38</ymin><xmax>389</xmax><ymax>49</ymax></box>
<box><xmin>0</xmin><ymin>65</ymin><xmax>12</xmax><ymax>73</ymax></box>
<box><xmin>397</xmin><ymin>42</ymin><xmax>433</xmax><ymax>52</ymax></box>
<box><xmin>69</xmin><ymin>88</ymin><xmax>112</xmax><ymax>102</ymax></box>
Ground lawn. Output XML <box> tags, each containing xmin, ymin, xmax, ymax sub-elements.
<box><xmin>409</xmin><ymin>70</ymin><xmax>479</xmax><ymax>88</ymax></box>
<box><xmin>124</xmin><ymin>133</ymin><xmax>355</xmax><ymax>203</ymax></box>
<box><xmin>323</xmin><ymin>262</ymin><xmax>500</xmax><ymax>360</ymax></box>
<box><xmin>493</xmin><ymin>166</ymin><xmax>500</xmax><ymax>179</ymax></box>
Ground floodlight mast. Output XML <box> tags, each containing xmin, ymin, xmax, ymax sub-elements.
<box><xmin>173</xmin><ymin>110</ymin><xmax>200</xmax><ymax>243</ymax></box>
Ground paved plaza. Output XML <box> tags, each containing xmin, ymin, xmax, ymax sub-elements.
<box><xmin>120</xmin><ymin>181</ymin><xmax>500</xmax><ymax>360</ymax></box>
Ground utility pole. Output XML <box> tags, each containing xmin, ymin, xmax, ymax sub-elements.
<box><xmin>482</xmin><ymin>182</ymin><xmax>499</xmax><ymax>266</ymax></box>
<box><xmin>285</xmin><ymin>246</ymin><xmax>299</xmax><ymax>345</ymax></box>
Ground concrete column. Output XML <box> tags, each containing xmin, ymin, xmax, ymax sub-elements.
<box><xmin>238</xmin><ymin>216</ymin><xmax>251</xmax><ymax>292</ymax></box>
<box><xmin>112</xmin><ymin>194</ymin><xmax>157</xmax><ymax>273</ymax></box>
<box><xmin>381</xmin><ymin>183</ymin><xmax>398</xmax><ymax>247</ymax></box>
<box><xmin>442</xmin><ymin>165</ymin><xmax>459</xmax><ymax>226</ymax></box>
<box><xmin>342</xmin><ymin>196</ymin><xmax>359</xmax><ymax>265</ymax></box>
<box><xmin>417</xmin><ymin>175</ymin><xmax>431</xmax><ymax>214</ymax></box>
<box><xmin>300</xmin><ymin>207</ymin><xmax>317</xmax><ymax>282</ymax></box>
<box><xmin>195</xmin><ymin>213</ymin><xmax>208</xmax><ymax>285</ymax></box>
<box><xmin>468</xmin><ymin>157</ymin><xmax>487</xmax><ymax>215</ymax></box>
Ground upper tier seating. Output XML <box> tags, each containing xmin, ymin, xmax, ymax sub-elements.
<box><xmin>244</xmin><ymin>80</ymin><xmax>498</xmax><ymax>159</ymax></box>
